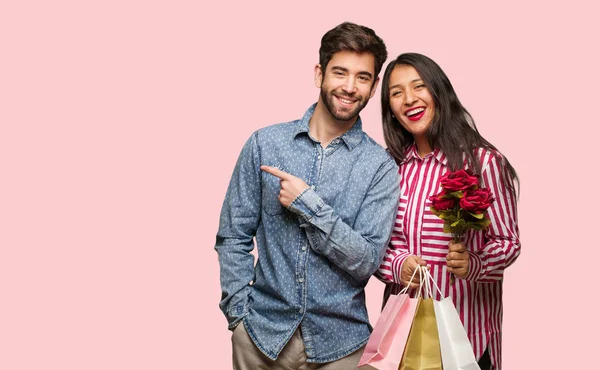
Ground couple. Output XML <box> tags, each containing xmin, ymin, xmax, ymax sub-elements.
<box><xmin>215</xmin><ymin>22</ymin><xmax>520</xmax><ymax>370</ymax></box>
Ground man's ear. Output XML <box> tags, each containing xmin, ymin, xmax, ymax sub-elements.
<box><xmin>314</xmin><ymin>64</ymin><xmax>323</xmax><ymax>88</ymax></box>
<box><xmin>369</xmin><ymin>77</ymin><xmax>380</xmax><ymax>99</ymax></box>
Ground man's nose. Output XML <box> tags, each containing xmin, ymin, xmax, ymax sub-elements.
<box><xmin>341</xmin><ymin>78</ymin><xmax>357</xmax><ymax>94</ymax></box>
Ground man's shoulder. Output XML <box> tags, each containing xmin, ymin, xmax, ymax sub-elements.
<box><xmin>258</xmin><ymin>120</ymin><xmax>299</xmax><ymax>131</ymax></box>
<box><xmin>252</xmin><ymin>120</ymin><xmax>301</xmax><ymax>141</ymax></box>
<box><xmin>358</xmin><ymin>132</ymin><xmax>397</xmax><ymax>167</ymax></box>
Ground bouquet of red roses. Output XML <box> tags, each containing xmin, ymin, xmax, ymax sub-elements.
<box><xmin>429</xmin><ymin>169</ymin><xmax>495</xmax><ymax>243</ymax></box>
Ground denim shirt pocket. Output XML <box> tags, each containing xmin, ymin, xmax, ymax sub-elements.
<box><xmin>261</xmin><ymin>164</ymin><xmax>287</xmax><ymax>216</ymax></box>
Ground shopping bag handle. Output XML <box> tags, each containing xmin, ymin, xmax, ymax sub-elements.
<box><xmin>398</xmin><ymin>265</ymin><xmax>422</xmax><ymax>295</ymax></box>
<box><xmin>422</xmin><ymin>268</ymin><xmax>444</xmax><ymax>298</ymax></box>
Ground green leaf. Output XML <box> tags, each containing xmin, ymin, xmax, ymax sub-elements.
<box><xmin>469</xmin><ymin>212</ymin><xmax>484</xmax><ymax>219</ymax></box>
<box><xmin>465</xmin><ymin>218</ymin><xmax>491</xmax><ymax>230</ymax></box>
<box><xmin>451</xmin><ymin>219</ymin><xmax>466</xmax><ymax>228</ymax></box>
<box><xmin>439</xmin><ymin>213</ymin><xmax>457</xmax><ymax>222</ymax></box>
<box><xmin>449</xmin><ymin>191</ymin><xmax>464</xmax><ymax>198</ymax></box>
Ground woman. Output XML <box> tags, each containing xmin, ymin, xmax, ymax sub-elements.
<box><xmin>375</xmin><ymin>53</ymin><xmax>520</xmax><ymax>370</ymax></box>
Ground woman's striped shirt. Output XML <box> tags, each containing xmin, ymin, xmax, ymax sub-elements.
<box><xmin>376</xmin><ymin>145</ymin><xmax>520</xmax><ymax>370</ymax></box>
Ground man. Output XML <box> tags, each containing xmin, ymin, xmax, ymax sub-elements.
<box><xmin>215</xmin><ymin>22</ymin><xmax>400</xmax><ymax>369</ymax></box>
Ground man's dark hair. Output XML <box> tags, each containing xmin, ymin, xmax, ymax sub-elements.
<box><xmin>319</xmin><ymin>22</ymin><xmax>388</xmax><ymax>77</ymax></box>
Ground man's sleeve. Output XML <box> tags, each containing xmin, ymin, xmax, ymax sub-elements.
<box><xmin>288</xmin><ymin>156</ymin><xmax>400</xmax><ymax>282</ymax></box>
<box><xmin>214</xmin><ymin>132</ymin><xmax>261</xmax><ymax>330</ymax></box>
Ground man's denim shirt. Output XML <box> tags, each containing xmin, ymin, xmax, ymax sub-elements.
<box><xmin>215</xmin><ymin>104</ymin><xmax>400</xmax><ymax>363</ymax></box>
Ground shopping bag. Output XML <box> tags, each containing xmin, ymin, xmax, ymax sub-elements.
<box><xmin>433</xmin><ymin>297</ymin><xmax>480</xmax><ymax>369</ymax></box>
<box><xmin>420</xmin><ymin>268</ymin><xmax>480</xmax><ymax>370</ymax></box>
<box><xmin>398</xmin><ymin>296</ymin><xmax>442</xmax><ymax>370</ymax></box>
<box><xmin>357</xmin><ymin>294</ymin><xmax>419</xmax><ymax>370</ymax></box>
<box><xmin>358</xmin><ymin>268</ymin><xmax>422</xmax><ymax>370</ymax></box>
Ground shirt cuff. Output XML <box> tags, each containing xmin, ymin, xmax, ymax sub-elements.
<box><xmin>287</xmin><ymin>187</ymin><xmax>324</xmax><ymax>223</ymax></box>
<box><xmin>226</xmin><ymin>304</ymin><xmax>249</xmax><ymax>331</ymax></box>
<box><xmin>465</xmin><ymin>250</ymin><xmax>483</xmax><ymax>281</ymax></box>
<box><xmin>392</xmin><ymin>252</ymin><xmax>410</xmax><ymax>285</ymax></box>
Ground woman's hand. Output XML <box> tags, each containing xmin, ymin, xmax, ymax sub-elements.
<box><xmin>446</xmin><ymin>241</ymin><xmax>469</xmax><ymax>279</ymax></box>
<box><xmin>400</xmin><ymin>255</ymin><xmax>428</xmax><ymax>289</ymax></box>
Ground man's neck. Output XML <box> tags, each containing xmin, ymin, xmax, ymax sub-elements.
<box><xmin>309</xmin><ymin>101</ymin><xmax>357</xmax><ymax>148</ymax></box>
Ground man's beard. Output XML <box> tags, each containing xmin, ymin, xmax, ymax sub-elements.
<box><xmin>320</xmin><ymin>88</ymin><xmax>369</xmax><ymax>122</ymax></box>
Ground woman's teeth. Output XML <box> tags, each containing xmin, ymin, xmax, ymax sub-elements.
<box><xmin>406</xmin><ymin>108</ymin><xmax>425</xmax><ymax>117</ymax></box>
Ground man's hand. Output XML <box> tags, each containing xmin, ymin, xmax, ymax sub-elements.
<box><xmin>446</xmin><ymin>241</ymin><xmax>469</xmax><ymax>279</ymax></box>
<box><xmin>400</xmin><ymin>255</ymin><xmax>428</xmax><ymax>289</ymax></box>
<box><xmin>260</xmin><ymin>165</ymin><xmax>310</xmax><ymax>208</ymax></box>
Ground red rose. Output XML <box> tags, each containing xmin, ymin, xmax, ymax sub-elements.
<box><xmin>429</xmin><ymin>194</ymin><xmax>456</xmax><ymax>211</ymax></box>
<box><xmin>460</xmin><ymin>188</ymin><xmax>494</xmax><ymax>214</ymax></box>
<box><xmin>440</xmin><ymin>170</ymin><xmax>479</xmax><ymax>192</ymax></box>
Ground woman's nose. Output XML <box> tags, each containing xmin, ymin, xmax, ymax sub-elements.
<box><xmin>404</xmin><ymin>90</ymin><xmax>417</xmax><ymax>105</ymax></box>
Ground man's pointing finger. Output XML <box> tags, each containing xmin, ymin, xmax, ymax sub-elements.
<box><xmin>260</xmin><ymin>165</ymin><xmax>289</xmax><ymax>180</ymax></box>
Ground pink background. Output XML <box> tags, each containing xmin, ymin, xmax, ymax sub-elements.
<box><xmin>2</xmin><ymin>1</ymin><xmax>598</xmax><ymax>369</ymax></box>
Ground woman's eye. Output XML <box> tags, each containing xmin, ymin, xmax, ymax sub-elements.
<box><xmin>391</xmin><ymin>90</ymin><xmax>403</xmax><ymax>97</ymax></box>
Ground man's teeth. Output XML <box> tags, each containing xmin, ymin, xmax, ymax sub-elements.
<box><xmin>407</xmin><ymin>108</ymin><xmax>425</xmax><ymax>116</ymax></box>
<box><xmin>339</xmin><ymin>97</ymin><xmax>354</xmax><ymax>104</ymax></box>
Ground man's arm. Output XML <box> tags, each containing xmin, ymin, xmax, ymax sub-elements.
<box><xmin>262</xmin><ymin>157</ymin><xmax>400</xmax><ymax>282</ymax></box>
<box><xmin>215</xmin><ymin>132</ymin><xmax>261</xmax><ymax>330</ymax></box>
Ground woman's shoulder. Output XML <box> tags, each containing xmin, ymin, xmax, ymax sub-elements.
<box><xmin>473</xmin><ymin>147</ymin><xmax>506</xmax><ymax>167</ymax></box>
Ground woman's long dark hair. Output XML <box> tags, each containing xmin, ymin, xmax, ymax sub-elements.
<box><xmin>381</xmin><ymin>53</ymin><xmax>519</xmax><ymax>196</ymax></box>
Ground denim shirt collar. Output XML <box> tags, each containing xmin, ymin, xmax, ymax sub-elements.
<box><xmin>293</xmin><ymin>103</ymin><xmax>364</xmax><ymax>151</ymax></box>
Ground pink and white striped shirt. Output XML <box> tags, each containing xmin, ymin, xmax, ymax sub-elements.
<box><xmin>376</xmin><ymin>144</ymin><xmax>520</xmax><ymax>370</ymax></box>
